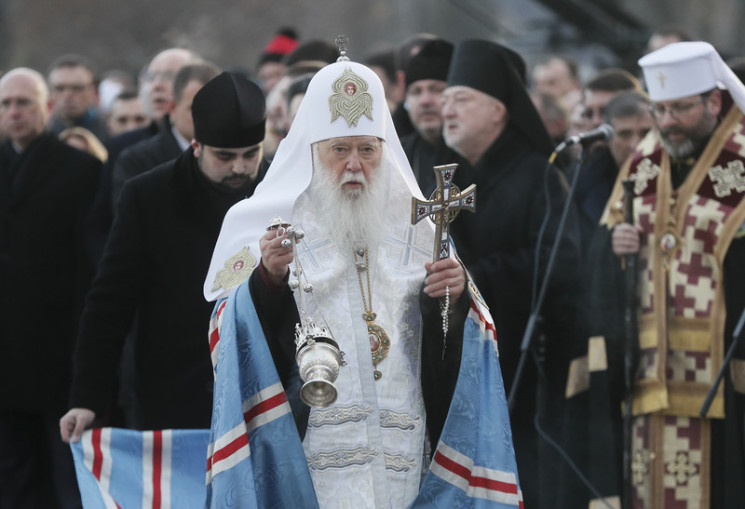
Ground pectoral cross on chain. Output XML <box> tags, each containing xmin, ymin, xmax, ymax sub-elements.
<box><xmin>411</xmin><ymin>164</ymin><xmax>476</xmax><ymax>359</ymax></box>
<box><xmin>411</xmin><ymin>163</ymin><xmax>476</xmax><ymax>261</ymax></box>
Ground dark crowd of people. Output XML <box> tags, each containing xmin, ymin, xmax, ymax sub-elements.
<box><xmin>1</xmin><ymin>22</ymin><xmax>744</xmax><ymax>509</ymax></box>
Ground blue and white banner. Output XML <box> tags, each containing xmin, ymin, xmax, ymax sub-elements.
<box><xmin>70</xmin><ymin>427</ymin><xmax>210</xmax><ymax>509</ymax></box>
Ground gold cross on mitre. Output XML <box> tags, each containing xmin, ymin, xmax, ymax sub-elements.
<box><xmin>411</xmin><ymin>164</ymin><xmax>476</xmax><ymax>261</ymax></box>
<box><xmin>657</xmin><ymin>71</ymin><xmax>667</xmax><ymax>89</ymax></box>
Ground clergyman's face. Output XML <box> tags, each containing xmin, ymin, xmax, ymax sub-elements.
<box><xmin>651</xmin><ymin>91</ymin><xmax>721</xmax><ymax>159</ymax></box>
<box><xmin>441</xmin><ymin>85</ymin><xmax>503</xmax><ymax>164</ymax></box>
<box><xmin>194</xmin><ymin>142</ymin><xmax>263</xmax><ymax>192</ymax></box>
<box><xmin>314</xmin><ymin>136</ymin><xmax>383</xmax><ymax>198</ymax></box>
<box><xmin>406</xmin><ymin>79</ymin><xmax>447</xmax><ymax>144</ymax></box>
<box><xmin>310</xmin><ymin>135</ymin><xmax>386</xmax><ymax>251</ymax></box>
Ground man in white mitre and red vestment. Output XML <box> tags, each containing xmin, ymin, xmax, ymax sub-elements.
<box><xmin>607</xmin><ymin>41</ymin><xmax>745</xmax><ymax>508</ymax></box>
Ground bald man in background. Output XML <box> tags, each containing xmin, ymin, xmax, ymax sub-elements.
<box><xmin>0</xmin><ymin>67</ymin><xmax>100</xmax><ymax>509</ymax></box>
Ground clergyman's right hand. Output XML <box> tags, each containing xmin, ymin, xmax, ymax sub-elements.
<box><xmin>259</xmin><ymin>229</ymin><xmax>293</xmax><ymax>285</ymax></box>
<box><xmin>60</xmin><ymin>408</ymin><xmax>96</xmax><ymax>444</ymax></box>
<box><xmin>612</xmin><ymin>222</ymin><xmax>643</xmax><ymax>256</ymax></box>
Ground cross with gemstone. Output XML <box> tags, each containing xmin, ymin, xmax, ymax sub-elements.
<box><xmin>411</xmin><ymin>164</ymin><xmax>476</xmax><ymax>261</ymax></box>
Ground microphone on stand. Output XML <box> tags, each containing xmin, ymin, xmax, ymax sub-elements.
<box><xmin>554</xmin><ymin>124</ymin><xmax>615</xmax><ymax>153</ymax></box>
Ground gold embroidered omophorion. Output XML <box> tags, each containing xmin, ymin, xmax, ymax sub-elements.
<box><xmin>353</xmin><ymin>247</ymin><xmax>390</xmax><ymax>380</ymax></box>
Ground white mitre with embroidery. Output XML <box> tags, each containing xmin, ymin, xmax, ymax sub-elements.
<box><xmin>639</xmin><ymin>41</ymin><xmax>745</xmax><ymax>113</ymax></box>
<box><xmin>204</xmin><ymin>52</ymin><xmax>426</xmax><ymax>301</ymax></box>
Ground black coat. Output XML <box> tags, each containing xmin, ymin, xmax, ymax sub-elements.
<box><xmin>70</xmin><ymin>148</ymin><xmax>269</xmax><ymax>429</ymax></box>
<box><xmin>111</xmin><ymin>116</ymin><xmax>182</xmax><ymax>207</ymax></box>
<box><xmin>391</xmin><ymin>102</ymin><xmax>415</xmax><ymax>139</ymax></box>
<box><xmin>49</xmin><ymin>110</ymin><xmax>111</xmax><ymax>144</ymax></box>
<box><xmin>85</xmin><ymin>120</ymin><xmax>161</xmax><ymax>268</ymax></box>
<box><xmin>449</xmin><ymin>125</ymin><xmax>581</xmax><ymax>509</ymax></box>
<box><xmin>0</xmin><ymin>132</ymin><xmax>101</xmax><ymax>414</ymax></box>
<box><xmin>450</xmin><ymin>125</ymin><xmax>581</xmax><ymax>392</ymax></box>
<box><xmin>400</xmin><ymin>131</ymin><xmax>464</xmax><ymax>197</ymax></box>
<box><xmin>573</xmin><ymin>145</ymin><xmax>619</xmax><ymax>255</ymax></box>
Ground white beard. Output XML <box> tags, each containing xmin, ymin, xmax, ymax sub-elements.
<box><xmin>309</xmin><ymin>147</ymin><xmax>387</xmax><ymax>255</ymax></box>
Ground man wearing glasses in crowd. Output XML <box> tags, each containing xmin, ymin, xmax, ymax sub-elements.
<box><xmin>47</xmin><ymin>54</ymin><xmax>110</xmax><ymax>143</ymax></box>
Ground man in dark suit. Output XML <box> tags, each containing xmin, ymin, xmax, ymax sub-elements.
<box><xmin>60</xmin><ymin>71</ymin><xmax>270</xmax><ymax>441</ymax></box>
<box><xmin>46</xmin><ymin>54</ymin><xmax>110</xmax><ymax>144</ymax></box>
<box><xmin>86</xmin><ymin>48</ymin><xmax>201</xmax><ymax>268</ymax></box>
<box><xmin>0</xmin><ymin>67</ymin><xmax>101</xmax><ymax>509</ymax></box>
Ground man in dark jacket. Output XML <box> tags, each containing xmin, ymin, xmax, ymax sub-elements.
<box><xmin>85</xmin><ymin>48</ymin><xmax>201</xmax><ymax>268</ymax></box>
<box><xmin>59</xmin><ymin>72</ymin><xmax>269</xmax><ymax>441</ymax></box>
<box><xmin>0</xmin><ymin>67</ymin><xmax>101</xmax><ymax>509</ymax></box>
<box><xmin>46</xmin><ymin>54</ymin><xmax>110</xmax><ymax>143</ymax></box>
<box><xmin>442</xmin><ymin>40</ymin><xmax>582</xmax><ymax>509</ymax></box>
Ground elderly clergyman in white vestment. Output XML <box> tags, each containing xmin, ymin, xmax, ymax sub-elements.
<box><xmin>202</xmin><ymin>48</ymin><xmax>522</xmax><ymax>508</ymax></box>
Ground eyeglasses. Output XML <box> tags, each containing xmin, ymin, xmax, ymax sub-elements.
<box><xmin>649</xmin><ymin>97</ymin><xmax>706</xmax><ymax>120</ymax></box>
<box><xmin>140</xmin><ymin>70</ymin><xmax>176</xmax><ymax>83</ymax></box>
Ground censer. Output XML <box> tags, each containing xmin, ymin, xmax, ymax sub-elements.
<box><xmin>268</xmin><ymin>217</ymin><xmax>346</xmax><ymax>407</ymax></box>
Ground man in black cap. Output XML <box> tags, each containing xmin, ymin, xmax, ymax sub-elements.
<box><xmin>391</xmin><ymin>33</ymin><xmax>438</xmax><ymax>139</ymax></box>
<box><xmin>399</xmin><ymin>38</ymin><xmax>463</xmax><ymax>196</ymax></box>
<box><xmin>60</xmin><ymin>72</ymin><xmax>270</xmax><ymax>442</ymax></box>
<box><xmin>442</xmin><ymin>39</ymin><xmax>581</xmax><ymax>509</ymax></box>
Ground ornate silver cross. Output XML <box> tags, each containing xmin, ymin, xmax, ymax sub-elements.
<box><xmin>411</xmin><ymin>164</ymin><xmax>476</xmax><ymax>262</ymax></box>
<box><xmin>411</xmin><ymin>163</ymin><xmax>476</xmax><ymax>358</ymax></box>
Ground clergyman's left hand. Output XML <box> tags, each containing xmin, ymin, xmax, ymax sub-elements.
<box><xmin>424</xmin><ymin>257</ymin><xmax>466</xmax><ymax>302</ymax></box>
